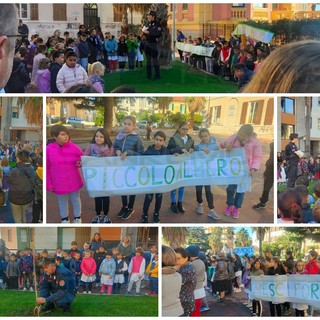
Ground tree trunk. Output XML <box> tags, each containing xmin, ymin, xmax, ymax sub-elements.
<box><xmin>103</xmin><ymin>98</ymin><xmax>114</xmax><ymax>132</ymax></box>
<box><xmin>304</xmin><ymin>97</ymin><xmax>311</xmax><ymax>156</ymax></box>
<box><xmin>121</xmin><ymin>6</ymin><xmax>129</xmax><ymax>35</ymax></box>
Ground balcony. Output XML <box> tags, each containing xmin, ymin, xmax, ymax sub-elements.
<box><xmin>231</xmin><ymin>8</ymin><xmax>247</xmax><ymax>20</ymax></box>
<box><xmin>271</xmin><ymin>10</ymin><xmax>294</xmax><ymax>20</ymax></box>
<box><xmin>294</xmin><ymin>11</ymin><xmax>320</xmax><ymax>19</ymax></box>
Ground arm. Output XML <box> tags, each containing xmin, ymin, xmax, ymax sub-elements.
<box><xmin>250</xmin><ymin>140</ymin><xmax>263</xmax><ymax>171</ymax></box>
<box><xmin>83</xmin><ymin>145</ymin><xmax>91</xmax><ymax>156</ymax></box>
<box><xmin>56</xmin><ymin>69</ymin><xmax>66</xmax><ymax>93</ymax></box>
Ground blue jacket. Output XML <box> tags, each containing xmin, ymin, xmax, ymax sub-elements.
<box><xmin>195</xmin><ymin>137</ymin><xmax>219</xmax><ymax>152</ymax></box>
<box><xmin>99</xmin><ymin>258</ymin><xmax>116</xmax><ymax>276</ymax></box>
<box><xmin>113</xmin><ymin>133</ymin><xmax>144</xmax><ymax>156</ymax></box>
<box><xmin>77</xmin><ymin>40</ymin><xmax>90</xmax><ymax>58</ymax></box>
<box><xmin>104</xmin><ymin>39</ymin><xmax>118</xmax><ymax>56</ymax></box>
<box><xmin>144</xmin><ymin>145</ymin><xmax>171</xmax><ymax>156</ymax></box>
<box><xmin>69</xmin><ymin>258</ymin><xmax>81</xmax><ymax>274</ymax></box>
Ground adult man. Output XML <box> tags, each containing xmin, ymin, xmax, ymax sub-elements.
<box><xmin>233</xmin><ymin>63</ymin><xmax>253</xmax><ymax>91</ymax></box>
<box><xmin>18</xmin><ymin>19</ymin><xmax>29</xmax><ymax>39</ymax></box>
<box><xmin>142</xmin><ymin>11</ymin><xmax>162</xmax><ymax>80</ymax></box>
<box><xmin>36</xmin><ymin>259</ymin><xmax>76</xmax><ymax>313</ymax></box>
<box><xmin>285</xmin><ymin>133</ymin><xmax>300</xmax><ymax>188</ymax></box>
<box><xmin>0</xmin><ymin>4</ymin><xmax>19</xmax><ymax>93</ymax></box>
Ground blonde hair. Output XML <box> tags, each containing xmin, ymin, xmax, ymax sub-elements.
<box><xmin>123</xmin><ymin>116</ymin><xmax>137</xmax><ymax>126</ymax></box>
<box><xmin>243</xmin><ymin>40</ymin><xmax>320</xmax><ymax>93</ymax></box>
<box><xmin>38</xmin><ymin>58</ymin><xmax>50</xmax><ymax>70</ymax></box>
<box><xmin>88</xmin><ymin>62</ymin><xmax>105</xmax><ymax>76</ymax></box>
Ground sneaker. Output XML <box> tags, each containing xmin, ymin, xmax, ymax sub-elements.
<box><xmin>232</xmin><ymin>208</ymin><xmax>239</xmax><ymax>219</ymax></box>
<box><xmin>200</xmin><ymin>306</ymin><xmax>210</xmax><ymax>312</ymax></box>
<box><xmin>146</xmin><ymin>291</ymin><xmax>154</xmax><ymax>295</ymax></box>
<box><xmin>283</xmin><ymin>309</ymin><xmax>291</xmax><ymax>316</ymax></box>
<box><xmin>208</xmin><ymin>209</ymin><xmax>221</xmax><ymax>220</ymax></box>
<box><xmin>253</xmin><ymin>202</ymin><xmax>266</xmax><ymax>209</ymax></box>
<box><xmin>125</xmin><ymin>291</ymin><xmax>132</xmax><ymax>296</ymax></box>
<box><xmin>100</xmin><ymin>291</ymin><xmax>104</xmax><ymax>294</ymax></box>
<box><xmin>102</xmin><ymin>215</ymin><xmax>112</xmax><ymax>223</ymax></box>
<box><xmin>83</xmin><ymin>291</ymin><xmax>87</xmax><ymax>294</ymax></box>
<box><xmin>117</xmin><ymin>207</ymin><xmax>127</xmax><ymax>219</ymax></box>
<box><xmin>122</xmin><ymin>208</ymin><xmax>134</xmax><ymax>220</ymax></box>
<box><xmin>29</xmin><ymin>287</ymin><xmax>34</xmax><ymax>291</ymax></box>
<box><xmin>216</xmin><ymin>297</ymin><xmax>225</xmax><ymax>303</ymax></box>
<box><xmin>95</xmin><ymin>283</ymin><xmax>100</xmax><ymax>288</ymax></box>
<box><xmin>88</xmin><ymin>291</ymin><xmax>92</xmax><ymax>294</ymax></box>
<box><xmin>196</xmin><ymin>203</ymin><xmax>204</xmax><ymax>214</ymax></box>
<box><xmin>153</xmin><ymin>212</ymin><xmax>160</xmax><ymax>223</ymax></box>
<box><xmin>224</xmin><ymin>205</ymin><xmax>233</xmax><ymax>216</ymax></box>
<box><xmin>91</xmin><ymin>215</ymin><xmax>101</xmax><ymax>223</ymax></box>
<box><xmin>61</xmin><ymin>219</ymin><xmax>70</xmax><ymax>224</ymax></box>
<box><xmin>73</xmin><ymin>218</ymin><xmax>82</xmax><ymax>223</ymax></box>
<box><xmin>170</xmin><ymin>202</ymin><xmax>178</xmax><ymax>213</ymax></box>
<box><xmin>134</xmin><ymin>292</ymin><xmax>141</xmax><ymax>296</ymax></box>
<box><xmin>141</xmin><ymin>214</ymin><xmax>148</xmax><ymax>223</ymax></box>
<box><xmin>23</xmin><ymin>287</ymin><xmax>27</xmax><ymax>291</ymax></box>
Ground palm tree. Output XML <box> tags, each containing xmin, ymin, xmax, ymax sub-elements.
<box><xmin>184</xmin><ymin>97</ymin><xmax>207</xmax><ymax>127</ymax></box>
<box><xmin>252</xmin><ymin>227</ymin><xmax>270</xmax><ymax>257</ymax></box>
<box><xmin>162</xmin><ymin>227</ymin><xmax>187</xmax><ymax>248</ymax></box>
<box><xmin>154</xmin><ymin>97</ymin><xmax>173</xmax><ymax>126</ymax></box>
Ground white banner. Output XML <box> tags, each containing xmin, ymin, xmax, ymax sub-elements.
<box><xmin>251</xmin><ymin>275</ymin><xmax>320</xmax><ymax>307</ymax></box>
<box><xmin>176</xmin><ymin>42</ymin><xmax>214</xmax><ymax>57</ymax></box>
<box><xmin>232</xmin><ymin>23</ymin><xmax>274</xmax><ymax>43</ymax></box>
<box><xmin>81</xmin><ymin>149</ymin><xmax>250</xmax><ymax>197</ymax></box>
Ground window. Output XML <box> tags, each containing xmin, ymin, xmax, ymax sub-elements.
<box><xmin>180</xmin><ymin>104</ymin><xmax>186</xmax><ymax>113</ymax></box>
<box><xmin>253</xmin><ymin>3</ymin><xmax>267</xmax><ymax>8</ymax></box>
<box><xmin>182</xmin><ymin>3</ymin><xmax>188</xmax><ymax>10</ymax></box>
<box><xmin>12</xmin><ymin>107</ymin><xmax>19</xmax><ymax>118</ymax></box>
<box><xmin>113</xmin><ymin>6</ymin><xmax>122</xmax><ymax>22</ymax></box>
<box><xmin>15</xmin><ymin>3</ymin><xmax>28</xmax><ymax>19</ymax></box>
<box><xmin>167</xmin><ymin>103</ymin><xmax>174</xmax><ymax>111</ymax></box>
<box><xmin>246</xmin><ymin>101</ymin><xmax>263</xmax><ymax>124</ymax></box>
<box><xmin>281</xmin><ymin>124</ymin><xmax>295</xmax><ymax>139</ymax></box>
<box><xmin>53</xmin><ymin>4</ymin><xmax>67</xmax><ymax>21</ymax></box>
<box><xmin>272</xmin><ymin>4</ymin><xmax>279</xmax><ymax>9</ymax></box>
<box><xmin>232</xmin><ymin>4</ymin><xmax>245</xmax><ymax>7</ymax></box>
<box><xmin>7</xmin><ymin>230</ymin><xmax>12</xmax><ymax>242</ymax></box>
<box><xmin>318</xmin><ymin>118</ymin><xmax>320</xmax><ymax>130</ymax></box>
<box><xmin>30</xmin><ymin>4</ymin><xmax>39</xmax><ymax>20</ymax></box>
<box><xmin>281</xmin><ymin>98</ymin><xmax>295</xmax><ymax>114</ymax></box>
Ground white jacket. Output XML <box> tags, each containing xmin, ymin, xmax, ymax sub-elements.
<box><xmin>56</xmin><ymin>63</ymin><xmax>88</xmax><ymax>93</ymax></box>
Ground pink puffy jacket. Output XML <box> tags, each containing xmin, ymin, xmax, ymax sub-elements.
<box><xmin>46</xmin><ymin>141</ymin><xmax>84</xmax><ymax>194</ymax></box>
<box><xmin>219</xmin><ymin>132</ymin><xmax>263</xmax><ymax>171</ymax></box>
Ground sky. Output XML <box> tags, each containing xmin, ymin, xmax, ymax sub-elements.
<box><xmin>234</xmin><ymin>227</ymin><xmax>253</xmax><ymax>237</ymax></box>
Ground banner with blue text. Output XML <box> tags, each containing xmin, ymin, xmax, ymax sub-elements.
<box><xmin>81</xmin><ymin>149</ymin><xmax>249</xmax><ymax>197</ymax></box>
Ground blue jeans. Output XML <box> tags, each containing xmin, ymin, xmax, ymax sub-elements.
<box><xmin>149</xmin><ymin>278</ymin><xmax>158</xmax><ymax>294</ymax></box>
<box><xmin>170</xmin><ymin>187</ymin><xmax>185</xmax><ymax>202</ymax></box>
<box><xmin>56</xmin><ymin>190</ymin><xmax>81</xmax><ymax>220</ymax></box>
<box><xmin>226</xmin><ymin>185</ymin><xmax>244</xmax><ymax>208</ymax></box>
<box><xmin>128</xmin><ymin>52</ymin><xmax>136</xmax><ymax>70</ymax></box>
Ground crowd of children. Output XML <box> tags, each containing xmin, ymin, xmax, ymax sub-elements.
<box><xmin>46</xmin><ymin>120</ymin><xmax>262</xmax><ymax>223</ymax></box>
<box><xmin>5</xmin><ymin>26</ymin><xmax>146</xmax><ymax>93</ymax></box>
<box><xmin>0</xmin><ymin>237</ymin><xmax>158</xmax><ymax>297</ymax></box>
<box><xmin>162</xmin><ymin>243</ymin><xmax>320</xmax><ymax>317</ymax></box>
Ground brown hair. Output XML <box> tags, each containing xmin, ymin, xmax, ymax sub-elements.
<box><xmin>91</xmin><ymin>128</ymin><xmax>112</xmax><ymax>147</ymax></box>
<box><xmin>123</xmin><ymin>116</ymin><xmax>137</xmax><ymax>126</ymax></box>
<box><xmin>313</xmin><ymin>182</ymin><xmax>320</xmax><ymax>198</ymax></box>
<box><xmin>278</xmin><ymin>188</ymin><xmax>302</xmax><ymax>223</ymax></box>
<box><xmin>50</xmin><ymin>124</ymin><xmax>70</xmax><ymax>138</ymax></box>
<box><xmin>162</xmin><ymin>245</ymin><xmax>177</xmax><ymax>267</ymax></box>
<box><xmin>243</xmin><ymin>41</ymin><xmax>320</xmax><ymax>93</ymax></box>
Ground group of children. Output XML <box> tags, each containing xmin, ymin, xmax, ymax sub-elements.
<box><xmin>277</xmin><ymin>175</ymin><xmax>320</xmax><ymax>223</ymax></box>
<box><xmin>46</xmin><ymin>118</ymin><xmax>262</xmax><ymax>223</ymax></box>
<box><xmin>0</xmin><ymin>240</ymin><xmax>158</xmax><ymax>297</ymax></box>
<box><xmin>5</xmin><ymin>27</ymin><xmax>145</xmax><ymax>94</ymax></box>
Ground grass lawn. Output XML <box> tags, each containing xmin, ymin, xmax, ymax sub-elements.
<box><xmin>0</xmin><ymin>291</ymin><xmax>158</xmax><ymax>317</ymax></box>
<box><xmin>104</xmin><ymin>60</ymin><xmax>238</xmax><ymax>93</ymax></box>
<box><xmin>278</xmin><ymin>179</ymin><xmax>316</xmax><ymax>195</ymax></box>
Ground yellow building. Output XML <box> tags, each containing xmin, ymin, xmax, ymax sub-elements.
<box><xmin>167</xmin><ymin>97</ymin><xmax>189</xmax><ymax>114</ymax></box>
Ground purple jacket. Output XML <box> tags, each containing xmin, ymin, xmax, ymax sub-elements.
<box><xmin>19</xmin><ymin>254</ymin><xmax>33</xmax><ymax>273</ymax></box>
<box><xmin>36</xmin><ymin>69</ymin><xmax>51</xmax><ymax>93</ymax></box>
<box><xmin>46</xmin><ymin>141</ymin><xmax>84</xmax><ymax>194</ymax></box>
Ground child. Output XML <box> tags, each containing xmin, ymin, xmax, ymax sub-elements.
<box><xmin>80</xmin><ymin>250</ymin><xmax>97</xmax><ymax>294</ymax></box>
<box><xmin>46</xmin><ymin>125</ymin><xmax>84</xmax><ymax>223</ymax></box>
<box><xmin>126</xmin><ymin>33</ymin><xmax>138</xmax><ymax>70</ymax></box>
<box><xmin>55</xmin><ymin>246</ymin><xmax>62</xmax><ymax>258</ymax></box>
<box><xmin>294</xmin><ymin>185</ymin><xmax>314</xmax><ymax>223</ymax></box>
<box><xmin>99</xmin><ymin>250</ymin><xmax>116</xmax><ymax>295</ymax></box>
<box><xmin>145</xmin><ymin>253</ymin><xmax>158</xmax><ymax>295</ymax></box>
<box><xmin>32</xmin><ymin>157</ymin><xmax>43</xmax><ymax>223</ymax></box>
<box><xmin>219</xmin><ymin>124</ymin><xmax>262</xmax><ymax>219</ymax></box>
<box><xmin>167</xmin><ymin>122</ymin><xmax>195</xmax><ymax>214</ymax></box>
<box><xmin>141</xmin><ymin>131</ymin><xmax>170</xmax><ymax>223</ymax></box>
<box><xmin>69</xmin><ymin>241</ymin><xmax>80</xmax><ymax>259</ymax></box>
<box><xmin>6</xmin><ymin>254</ymin><xmax>20</xmax><ymax>289</ymax></box>
<box><xmin>277</xmin><ymin>161</ymin><xmax>287</xmax><ymax>184</ymax></box>
<box><xmin>312</xmin><ymin>201</ymin><xmax>320</xmax><ymax>223</ymax></box>
<box><xmin>104</xmin><ymin>35</ymin><xmax>118</xmax><ymax>72</ymax></box>
<box><xmin>194</xmin><ymin>128</ymin><xmax>221</xmax><ymax>220</ymax></box>
<box><xmin>36</xmin><ymin>57</ymin><xmax>51</xmax><ymax>93</ymax></box>
<box><xmin>113</xmin><ymin>116</ymin><xmax>144</xmax><ymax>220</ymax></box>
<box><xmin>19</xmin><ymin>247</ymin><xmax>33</xmax><ymax>291</ymax></box>
<box><xmin>84</xmin><ymin>128</ymin><xmax>114</xmax><ymax>223</ymax></box>
<box><xmin>50</xmin><ymin>50</ymin><xmax>64</xmax><ymax>93</ymax></box>
<box><xmin>94</xmin><ymin>245</ymin><xmax>106</xmax><ymax>287</ymax></box>
<box><xmin>114</xmin><ymin>252</ymin><xmax>128</xmax><ymax>294</ymax></box>
<box><xmin>292</xmin><ymin>260</ymin><xmax>308</xmax><ymax>316</ymax></box>
<box><xmin>31</xmin><ymin>44</ymin><xmax>47</xmax><ymax>82</ymax></box>
<box><xmin>56</xmin><ymin>51</ymin><xmax>88</xmax><ymax>93</ymax></box>
<box><xmin>126</xmin><ymin>247</ymin><xmax>145</xmax><ymax>296</ymax></box>
<box><xmin>61</xmin><ymin>250</ymin><xmax>72</xmax><ymax>269</ymax></box>
<box><xmin>70</xmin><ymin>252</ymin><xmax>82</xmax><ymax>293</ymax></box>
<box><xmin>77</xmin><ymin>33</ymin><xmax>90</xmax><ymax>71</ymax></box>
<box><xmin>1</xmin><ymin>157</ymin><xmax>11</xmax><ymax>207</ymax></box>
<box><xmin>241</xmin><ymin>262</ymin><xmax>252</xmax><ymax>308</ymax></box>
<box><xmin>135</xmin><ymin>36</ymin><xmax>144</xmax><ymax>69</ymax></box>
<box><xmin>88</xmin><ymin>62</ymin><xmax>105</xmax><ymax>93</ymax></box>
<box><xmin>278</xmin><ymin>188</ymin><xmax>303</xmax><ymax>223</ymax></box>
<box><xmin>117</xmin><ymin>35</ymin><xmax>128</xmax><ymax>71</ymax></box>
<box><xmin>249</xmin><ymin>259</ymin><xmax>265</xmax><ymax>316</ymax></box>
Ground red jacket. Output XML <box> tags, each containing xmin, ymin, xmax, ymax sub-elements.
<box><xmin>305</xmin><ymin>259</ymin><xmax>319</xmax><ymax>274</ymax></box>
<box><xmin>81</xmin><ymin>257</ymin><xmax>97</xmax><ymax>275</ymax></box>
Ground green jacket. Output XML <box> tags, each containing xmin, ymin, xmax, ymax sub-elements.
<box><xmin>167</xmin><ymin>133</ymin><xmax>195</xmax><ymax>154</ymax></box>
<box><xmin>126</xmin><ymin>40</ymin><xmax>138</xmax><ymax>53</ymax></box>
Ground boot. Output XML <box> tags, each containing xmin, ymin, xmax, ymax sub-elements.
<box><xmin>177</xmin><ymin>202</ymin><xmax>185</xmax><ymax>213</ymax></box>
<box><xmin>170</xmin><ymin>202</ymin><xmax>178</xmax><ymax>213</ymax></box>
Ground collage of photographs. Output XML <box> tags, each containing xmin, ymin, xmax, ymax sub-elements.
<box><xmin>0</xmin><ymin>1</ymin><xmax>320</xmax><ymax>318</ymax></box>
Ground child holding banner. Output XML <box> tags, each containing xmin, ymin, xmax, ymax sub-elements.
<box><xmin>167</xmin><ymin>122</ymin><xmax>195</xmax><ymax>214</ymax></box>
<box><xmin>141</xmin><ymin>131</ymin><xmax>171</xmax><ymax>223</ymax></box>
<box><xmin>194</xmin><ymin>128</ymin><xmax>221</xmax><ymax>220</ymax></box>
<box><xmin>84</xmin><ymin>128</ymin><xmax>114</xmax><ymax>223</ymax></box>
<box><xmin>219</xmin><ymin>124</ymin><xmax>262</xmax><ymax>219</ymax></box>
<box><xmin>292</xmin><ymin>260</ymin><xmax>308</xmax><ymax>316</ymax></box>
<box><xmin>46</xmin><ymin>124</ymin><xmax>83</xmax><ymax>223</ymax></box>
<box><xmin>113</xmin><ymin>116</ymin><xmax>144</xmax><ymax>221</ymax></box>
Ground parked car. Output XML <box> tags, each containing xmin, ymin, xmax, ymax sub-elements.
<box><xmin>66</xmin><ymin>117</ymin><xmax>95</xmax><ymax>128</ymax></box>
<box><xmin>138</xmin><ymin>120</ymin><xmax>148</xmax><ymax>129</ymax></box>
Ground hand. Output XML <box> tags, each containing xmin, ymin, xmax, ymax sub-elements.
<box><xmin>250</xmin><ymin>168</ymin><xmax>257</xmax><ymax>176</ymax></box>
<box><xmin>181</xmin><ymin>148</ymin><xmax>188</xmax><ymax>154</ymax></box>
<box><xmin>76</xmin><ymin>161</ymin><xmax>82</xmax><ymax>167</ymax></box>
<box><xmin>225</xmin><ymin>144</ymin><xmax>233</xmax><ymax>151</ymax></box>
<box><xmin>202</xmin><ymin>148</ymin><xmax>210</xmax><ymax>154</ymax></box>
<box><xmin>121</xmin><ymin>151</ymin><xmax>128</xmax><ymax>160</ymax></box>
<box><xmin>36</xmin><ymin>297</ymin><xmax>46</xmax><ymax>304</ymax></box>
<box><xmin>138</xmin><ymin>275</ymin><xmax>142</xmax><ymax>280</ymax></box>
<box><xmin>189</xmin><ymin>148</ymin><xmax>194</xmax><ymax>154</ymax></box>
<box><xmin>174</xmin><ymin>153</ymin><xmax>179</xmax><ymax>157</ymax></box>
<box><xmin>116</xmin><ymin>150</ymin><xmax>122</xmax><ymax>157</ymax></box>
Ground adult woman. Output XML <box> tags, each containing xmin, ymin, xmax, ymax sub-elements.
<box><xmin>162</xmin><ymin>245</ymin><xmax>184</xmax><ymax>317</ymax></box>
<box><xmin>213</xmin><ymin>252</ymin><xmax>229</xmax><ymax>302</ymax></box>
<box><xmin>90</xmin><ymin>233</ymin><xmax>104</xmax><ymax>252</ymax></box>
<box><xmin>117</xmin><ymin>236</ymin><xmax>135</xmax><ymax>260</ymax></box>
<box><xmin>175</xmin><ymin>247</ymin><xmax>196</xmax><ymax>316</ymax></box>
<box><xmin>243</xmin><ymin>40</ymin><xmax>320</xmax><ymax>93</ymax></box>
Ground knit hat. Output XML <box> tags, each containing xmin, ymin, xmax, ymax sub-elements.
<box><xmin>186</xmin><ymin>245</ymin><xmax>200</xmax><ymax>258</ymax></box>
<box><xmin>238</xmin><ymin>124</ymin><xmax>254</xmax><ymax>136</ymax></box>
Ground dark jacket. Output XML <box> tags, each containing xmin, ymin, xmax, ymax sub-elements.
<box><xmin>285</xmin><ymin>141</ymin><xmax>299</xmax><ymax>166</ymax></box>
<box><xmin>238</xmin><ymin>67</ymin><xmax>253</xmax><ymax>91</ymax></box>
<box><xmin>113</xmin><ymin>133</ymin><xmax>144</xmax><ymax>156</ymax></box>
<box><xmin>145</xmin><ymin>20</ymin><xmax>162</xmax><ymax>43</ymax></box>
<box><xmin>117</xmin><ymin>41</ymin><xmax>128</xmax><ymax>56</ymax></box>
<box><xmin>144</xmin><ymin>145</ymin><xmax>171</xmax><ymax>156</ymax></box>
<box><xmin>167</xmin><ymin>133</ymin><xmax>194</xmax><ymax>154</ymax></box>
<box><xmin>7</xmin><ymin>163</ymin><xmax>35</xmax><ymax>205</ymax></box>
<box><xmin>5</xmin><ymin>58</ymin><xmax>30</xmax><ymax>93</ymax></box>
<box><xmin>77</xmin><ymin>40</ymin><xmax>90</xmax><ymax>58</ymax></box>
<box><xmin>50</xmin><ymin>62</ymin><xmax>62</xmax><ymax>93</ymax></box>
<box><xmin>6</xmin><ymin>260</ymin><xmax>20</xmax><ymax>277</ymax></box>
